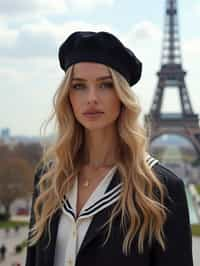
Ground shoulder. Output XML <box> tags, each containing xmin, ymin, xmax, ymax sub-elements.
<box><xmin>152</xmin><ymin>161</ymin><xmax>186</xmax><ymax>205</ymax></box>
<box><xmin>152</xmin><ymin>161</ymin><xmax>184</xmax><ymax>186</ymax></box>
<box><xmin>146</xmin><ymin>153</ymin><xmax>185</xmax><ymax>191</ymax></box>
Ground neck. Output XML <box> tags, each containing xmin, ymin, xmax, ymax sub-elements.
<box><xmin>83</xmin><ymin>126</ymin><xmax>119</xmax><ymax>168</ymax></box>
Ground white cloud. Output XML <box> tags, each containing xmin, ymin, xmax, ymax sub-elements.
<box><xmin>122</xmin><ymin>21</ymin><xmax>162</xmax><ymax>80</ymax></box>
<box><xmin>0</xmin><ymin>24</ymin><xmax>18</xmax><ymax>48</ymax></box>
<box><xmin>66</xmin><ymin>0</ymin><xmax>115</xmax><ymax>11</ymax></box>
<box><xmin>0</xmin><ymin>0</ymin><xmax>67</xmax><ymax>16</ymax></box>
<box><xmin>124</xmin><ymin>21</ymin><xmax>162</xmax><ymax>44</ymax></box>
<box><xmin>183</xmin><ymin>38</ymin><xmax>200</xmax><ymax>56</ymax></box>
<box><xmin>0</xmin><ymin>0</ymin><xmax>115</xmax><ymax>18</ymax></box>
<box><xmin>121</xmin><ymin>21</ymin><xmax>162</xmax><ymax>67</ymax></box>
<box><xmin>0</xmin><ymin>19</ymin><xmax>114</xmax><ymax>57</ymax></box>
<box><xmin>192</xmin><ymin>2</ymin><xmax>200</xmax><ymax>16</ymax></box>
<box><xmin>182</xmin><ymin>38</ymin><xmax>200</xmax><ymax>113</ymax></box>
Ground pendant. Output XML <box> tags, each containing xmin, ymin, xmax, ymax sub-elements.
<box><xmin>83</xmin><ymin>180</ymin><xmax>89</xmax><ymax>187</ymax></box>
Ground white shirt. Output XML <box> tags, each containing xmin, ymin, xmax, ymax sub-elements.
<box><xmin>53</xmin><ymin>165</ymin><xmax>119</xmax><ymax>266</ymax></box>
<box><xmin>53</xmin><ymin>154</ymin><xmax>158</xmax><ymax>266</ymax></box>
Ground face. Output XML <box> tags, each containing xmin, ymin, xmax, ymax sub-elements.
<box><xmin>68</xmin><ymin>62</ymin><xmax>121</xmax><ymax>131</ymax></box>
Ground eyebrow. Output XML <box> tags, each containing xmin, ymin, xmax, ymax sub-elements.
<box><xmin>71</xmin><ymin>75</ymin><xmax>112</xmax><ymax>82</ymax></box>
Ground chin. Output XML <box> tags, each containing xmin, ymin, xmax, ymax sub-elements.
<box><xmin>81</xmin><ymin>120</ymin><xmax>116</xmax><ymax>131</ymax></box>
<box><xmin>83</xmin><ymin>124</ymin><xmax>107</xmax><ymax>131</ymax></box>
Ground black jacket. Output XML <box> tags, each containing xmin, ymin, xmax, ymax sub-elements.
<box><xmin>25</xmin><ymin>162</ymin><xmax>193</xmax><ymax>266</ymax></box>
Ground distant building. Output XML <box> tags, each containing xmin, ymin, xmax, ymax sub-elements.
<box><xmin>0</xmin><ymin>127</ymin><xmax>55</xmax><ymax>149</ymax></box>
<box><xmin>0</xmin><ymin>128</ymin><xmax>11</xmax><ymax>143</ymax></box>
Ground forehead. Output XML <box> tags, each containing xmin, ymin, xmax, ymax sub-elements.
<box><xmin>72</xmin><ymin>62</ymin><xmax>111</xmax><ymax>78</ymax></box>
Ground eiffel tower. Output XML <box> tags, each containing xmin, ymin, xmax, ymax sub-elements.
<box><xmin>145</xmin><ymin>0</ymin><xmax>200</xmax><ymax>156</ymax></box>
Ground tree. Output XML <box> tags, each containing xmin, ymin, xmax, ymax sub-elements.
<box><xmin>13</xmin><ymin>142</ymin><xmax>43</xmax><ymax>167</ymax></box>
<box><xmin>0</xmin><ymin>144</ymin><xmax>13</xmax><ymax>161</ymax></box>
<box><xmin>0</xmin><ymin>158</ymin><xmax>33</xmax><ymax>217</ymax></box>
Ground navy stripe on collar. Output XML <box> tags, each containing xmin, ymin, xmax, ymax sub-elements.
<box><xmin>79</xmin><ymin>185</ymin><xmax>122</xmax><ymax>218</ymax></box>
<box><xmin>82</xmin><ymin>183</ymin><xmax>122</xmax><ymax>213</ymax></box>
<box><xmin>61</xmin><ymin>154</ymin><xmax>159</xmax><ymax>220</ymax></box>
<box><xmin>62</xmin><ymin>197</ymin><xmax>75</xmax><ymax>220</ymax></box>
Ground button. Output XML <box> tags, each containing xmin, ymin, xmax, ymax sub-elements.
<box><xmin>72</xmin><ymin>223</ymin><xmax>77</xmax><ymax>237</ymax></box>
<box><xmin>73</xmin><ymin>230</ymin><xmax>76</xmax><ymax>237</ymax></box>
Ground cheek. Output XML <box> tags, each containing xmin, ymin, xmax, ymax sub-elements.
<box><xmin>69</xmin><ymin>93</ymin><xmax>81</xmax><ymax>116</ymax></box>
<box><xmin>107</xmin><ymin>97</ymin><xmax>121</xmax><ymax>118</ymax></box>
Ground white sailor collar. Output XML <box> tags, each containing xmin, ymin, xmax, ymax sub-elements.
<box><xmin>62</xmin><ymin>154</ymin><xmax>159</xmax><ymax>221</ymax></box>
<box><xmin>62</xmin><ymin>165</ymin><xmax>120</xmax><ymax>220</ymax></box>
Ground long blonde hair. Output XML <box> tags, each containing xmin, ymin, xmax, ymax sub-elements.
<box><xmin>27</xmin><ymin>65</ymin><xmax>168</xmax><ymax>255</ymax></box>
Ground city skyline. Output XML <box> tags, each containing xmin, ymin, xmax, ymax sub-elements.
<box><xmin>0</xmin><ymin>0</ymin><xmax>200</xmax><ymax>136</ymax></box>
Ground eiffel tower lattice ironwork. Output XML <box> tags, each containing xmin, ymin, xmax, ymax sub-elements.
<box><xmin>145</xmin><ymin>0</ymin><xmax>200</xmax><ymax>155</ymax></box>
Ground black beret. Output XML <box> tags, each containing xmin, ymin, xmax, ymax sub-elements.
<box><xmin>58</xmin><ymin>31</ymin><xmax>142</xmax><ymax>86</ymax></box>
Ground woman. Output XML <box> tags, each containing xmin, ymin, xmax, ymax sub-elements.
<box><xmin>25</xmin><ymin>31</ymin><xmax>193</xmax><ymax>266</ymax></box>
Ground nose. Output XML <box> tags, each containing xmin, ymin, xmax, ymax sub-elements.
<box><xmin>87</xmin><ymin>87</ymin><xmax>98</xmax><ymax>104</ymax></box>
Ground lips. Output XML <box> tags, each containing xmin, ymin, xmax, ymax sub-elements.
<box><xmin>84</xmin><ymin>112</ymin><xmax>103</xmax><ymax>114</ymax></box>
<box><xmin>83</xmin><ymin>111</ymin><xmax>104</xmax><ymax>119</ymax></box>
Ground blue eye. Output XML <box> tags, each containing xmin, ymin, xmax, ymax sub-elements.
<box><xmin>100</xmin><ymin>82</ymin><xmax>114</xmax><ymax>88</ymax></box>
<box><xmin>72</xmin><ymin>83</ymin><xmax>85</xmax><ymax>90</ymax></box>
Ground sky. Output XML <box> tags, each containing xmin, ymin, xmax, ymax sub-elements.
<box><xmin>0</xmin><ymin>0</ymin><xmax>200</xmax><ymax>137</ymax></box>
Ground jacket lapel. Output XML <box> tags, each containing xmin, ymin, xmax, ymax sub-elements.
<box><xmin>43</xmin><ymin>208</ymin><xmax>62</xmax><ymax>266</ymax></box>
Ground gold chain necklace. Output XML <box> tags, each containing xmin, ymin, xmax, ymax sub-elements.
<box><xmin>80</xmin><ymin>164</ymin><xmax>115</xmax><ymax>188</ymax></box>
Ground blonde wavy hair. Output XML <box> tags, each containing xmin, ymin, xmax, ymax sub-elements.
<box><xmin>27</xmin><ymin>65</ymin><xmax>168</xmax><ymax>255</ymax></box>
